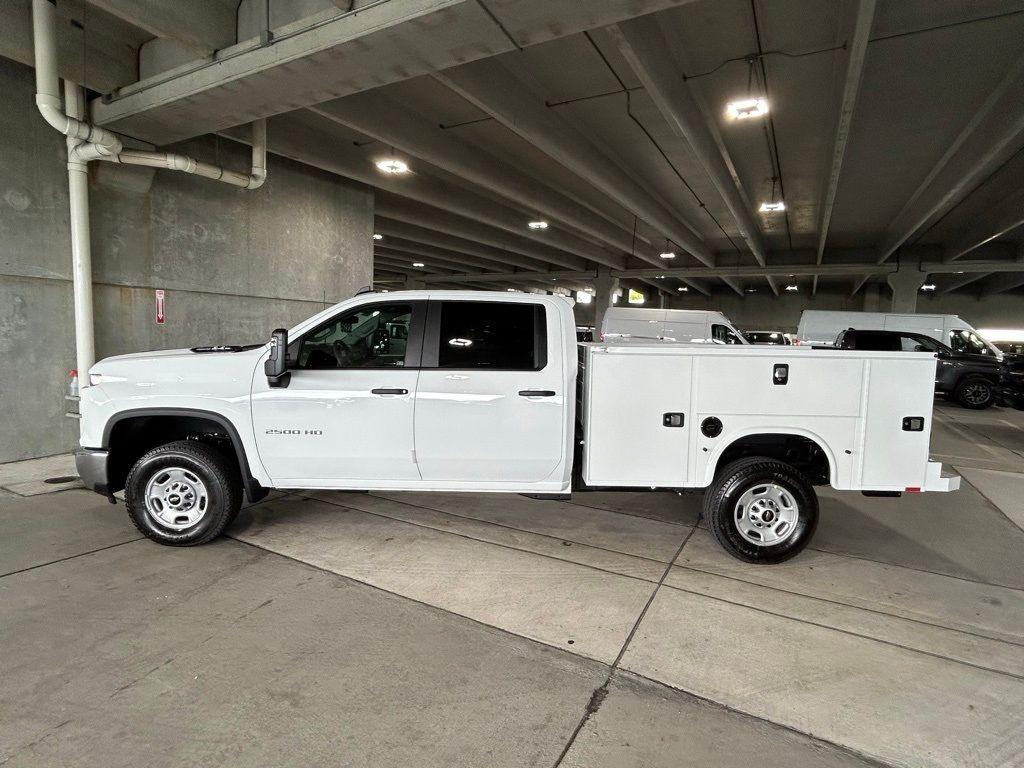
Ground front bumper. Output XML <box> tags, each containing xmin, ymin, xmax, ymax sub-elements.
<box><xmin>75</xmin><ymin>448</ymin><xmax>110</xmax><ymax>495</ymax></box>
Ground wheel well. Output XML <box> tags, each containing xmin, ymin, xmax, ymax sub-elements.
<box><xmin>956</xmin><ymin>372</ymin><xmax>999</xmax><ymax>386</ymax></box>
<box><xmin>714</xmin><ymin>434</ymin><xmax>831</xmax><ymax>485</ymax></box>
<box><xmin>105</xmin><ymin>413</ymin><xmax>262</xmax><ymax>500</ymax></box>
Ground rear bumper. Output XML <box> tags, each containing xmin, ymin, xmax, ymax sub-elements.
<box><xmin>924</xmin><ymin>460</ymin><xmax>961</xmax><ymax>492</ymax></box>
<box><xmin>75</xmin><ymin>448</ymin><xmax>110</xmax><ymax>496</ymax></box>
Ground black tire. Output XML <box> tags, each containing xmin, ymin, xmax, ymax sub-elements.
<box><xmin>954</xmin><ymin>376</ymin><xmax>995</xmax><ymax>409</ymax></box>
<box><xmin>703</xmin><ymin>457</ymin><xmax>818</xmax><ymax>564</ymax></box>
<box><xmin>125</xmin><ymin>440</ymin><xmax>242</xmax><ymax>546</ymax></box>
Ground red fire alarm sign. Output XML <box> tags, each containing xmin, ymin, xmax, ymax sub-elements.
<box><xmin>155</xmin><ymin>289</ymin><xmax>166</xmax><ymax>325</ymax></box>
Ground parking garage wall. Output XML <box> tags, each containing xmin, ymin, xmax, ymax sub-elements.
<box><xmin>0</xmin><ymin>59</ymin><xmax>373</xmax><ymax>462</ymax></box>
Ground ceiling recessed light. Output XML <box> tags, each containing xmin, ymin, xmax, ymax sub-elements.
<box><xmin>921</xmin><ymin>283</ymin><xmax>936</xmax><ymax>292</ymax></box>
<box><xmin>658</xmin><ymin>275</ymin><xmax>666</xmax><ymax>279</ymax></box>
<box><xmin>726</xmin><ymin>97</ymin><xmax>768</xmax><ymax>120</ymax></box>
<box><xmin>375</xmin><ymin>158</ymin><xmax>410</xmax><ymax>174</ymax></box>
<box><xmin>372</xmin><ymin>233</ymin><xmax>383</xmax><ymax>241</ymax></box>
<box><xmin>528</xmin><ymin>220</ymin><xmax>549</xmax><ymax>230</ymax></box>
<box><xmin>659</xmin><ymin>251</ymin><xmax>676</xmax><ymax>259</ymax></box>
<box><xmin>785</xmin><ymin>284</ymin><xmax>798</xmax><ymax>292</ymax></box>
<box><xmin>412</xmin><ymin>261</ymin><xmax>425</xmax><ymax>268</ymax></box>
<box><xmin>759</xmin><ymin>201</ymin><xmax>786</xmax><ymax>213</ymax></box>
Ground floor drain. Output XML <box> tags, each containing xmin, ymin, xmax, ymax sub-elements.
<box><xmin>44</xmin><ymin>476</ymin><xmax>79</xmax><ymax>485</ymax></box>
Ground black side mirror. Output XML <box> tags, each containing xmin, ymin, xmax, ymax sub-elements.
<box><xmin>265</xmin><ymin>328</ymin><xmax>291</xmax><ymax>388</ymax></box>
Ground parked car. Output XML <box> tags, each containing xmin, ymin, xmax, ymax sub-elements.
<box><xmin>745</xmin><ymin>330</ymin><xmax>792</xmax><ymax>345</ymax></box>
<box><xmin>1000</xmin><ymin>357</ymin><xmax>1024</xmax><ymax>409</ymax></box>
<box><xmin>798</xmin><ymin>310</ymin><xmax>1003</xmax><ymax>360</ymax></box>
<box><xmin>834</xmin><ymin>328</ymin><xmax>1004</xmax><ymax>409</ymax></box>
<box><xmin>990</xmin><ymin>340</ymin><xmax>1024</xmax><ymax>358</ymax></box>
<box><xmin>601</xmin><ymin>307</ymin><xmax>746</xmax><ymax>344</ymax></box>
<box><xmin>75</xmin><ymin>291</ymin><xmax>957</xmax><ymax>564</ymax></box>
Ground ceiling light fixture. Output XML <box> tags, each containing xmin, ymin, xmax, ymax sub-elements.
<box><xmin>677</xmin><ymin>286</ymin><xmax>688</xmax><ymax>292</ymax></box>
<box><xmin>745</xmin><ymin>287</ymin><xmax>758</xmax><ymax>293</ymax></box>
<box><xmin>921</xmin><ymin>283</ymin><xmax>936</xmax><ymax>292</ymax></box>
<box><xmin>726</xmin><ymin>97</ymin><xmax>768</xmax><ymax>120</ymax></box>
<box><xmin>759</xmin><ymin>201</ymin><xmax>786</xmax><ymax>213</ymax></box>
<box><xmin>528</xmin><ymin>220</ymin><xmax>549</xmax><ymax>230</ymax></box>
<box><xmin>576</xmin><ymin>290</ymin><xmax>592</xmax><ymax>304</ymax></box>
<box><xmin>372</xmin><ymin>233</ymin><xmax>383</xmax><ymax>241</ymax></box>
<box><xmin>412</xmin><ymin>261</ymin><xmax>425</xmax><ymax>268</ymax></box>
<box><xmin>375</xmin><ymin>158</ymin><xmax>410</xmax><ymax>175</ymax></box>
<box><xmin>785</xmin><ymin>284</ymin><xmax>798</xmax><ymax>292</ymax></box>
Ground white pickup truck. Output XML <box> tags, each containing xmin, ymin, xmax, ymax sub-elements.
<box><xmin>77</xmin><ymin>290</ymin><xmax>959</xmax><ymax>563</ymax></box>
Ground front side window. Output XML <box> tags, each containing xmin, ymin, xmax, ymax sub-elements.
<box><xmin>711</xmin><ymin>324</ymin><xmax>744</xmax><ymax>345</ymax></box>
<box><xmin>901</xmin><ymin>335</ymin><xmax>939</xmax><ymax>353</ymax></box>
<box><xmin>949</xmin><ymin>330</ymin><xmax>993</xmax><ymax>356</ymax></box>
<box><xmin>436</xmin><ymin>301</ymin><xmax>545</xmax><ymax>370</ymax></box>
<box><xmin>292</xmin><ymin>303</ymin><xmax>412</xmax><ymax>369</ymax></box>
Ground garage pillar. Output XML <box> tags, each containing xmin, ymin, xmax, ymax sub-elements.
<box><xmin>592</xmin><ymin>268</ymin><xmax>619</xmax><ymax>335</ymax></box>
<box><xmin>862</xmin><ymin>282</ymin><xmax>881</xmax><ymax>312</ymax></box>
<box><xmin>886</xmin><ymin>264</ymin><xmax>927</xmax><ymax>313</ymax></box>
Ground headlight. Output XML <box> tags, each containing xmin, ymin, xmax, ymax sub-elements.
<box><xmin>89</xmin><ymin>373</ymin><xmax>126</xmax><ymax>386</ymax></box>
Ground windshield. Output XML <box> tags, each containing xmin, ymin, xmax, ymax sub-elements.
<box><xmin>949</xmin><ymin>329</ymin><xmax>1002</xmax><ymax>359</ymax></box>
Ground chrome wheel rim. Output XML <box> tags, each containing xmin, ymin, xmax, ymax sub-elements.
<box><xmin>963</xmin><ymin>383</ymin><xmax>990</xmax><ymax>405</ymax></box>
<box><xmin>734</xmin><ymin>483</ymin><xmax>799</xmax><ymax>547</ymax></box>
<box><xmin>144</xmin><ymin>467</ymin><xmax>209</xmax><ymax>530</ymax></box>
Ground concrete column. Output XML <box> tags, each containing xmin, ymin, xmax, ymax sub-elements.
<box><xmin>886</xmin><ymin>263</ymin><xmax>927</xmax><ymax>313</ymax></box>
<box><xmin>862</xmin><ymin>282</ymin><xmax>881</xmax><ymax>312</ymax></box>
<box><xmin>592</xmin><ymin>268</ymin><xmax>619</xmax><ymax>335</ymax></box>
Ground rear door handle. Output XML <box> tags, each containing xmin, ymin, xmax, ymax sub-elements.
<box><xmin>371</xmin><ymin>388</ymin><xmax>408</xmax><ymax>395</ymax></box>
<box><xmin>519</xmin><ymin>390</ymin><xmax>556</xmax><ymax>397</ymax></box>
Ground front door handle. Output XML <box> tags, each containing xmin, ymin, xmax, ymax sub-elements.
<box><xmin>519</xmin><ymin>390</ymin><xmax>556</xmax><ymax>397</ymax></box>
<box><xmin>371</xmin><ymin>388</ymin><xmax>408</xmax><ymax>395</ymax></box>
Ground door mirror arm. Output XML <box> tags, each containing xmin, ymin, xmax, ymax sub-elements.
<box><xmin>265</xmin><ymin>328</ymin><xmax>291</xmax><ymax>388</ymax></box>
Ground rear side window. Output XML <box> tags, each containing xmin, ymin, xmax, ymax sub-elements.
<box><xmin>436</xmin><ymin>301</ymin><xmax>546</xmax><ymax>370</ymax></box>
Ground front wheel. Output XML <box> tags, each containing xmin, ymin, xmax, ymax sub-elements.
<box><xmin>125</xmin><ymin>440</ymin><xmax>242</xmax><ymax>546</ymax></box>
<box><xmin>954</xmin><ymin>376</ymin><xmax>995</xmax><ymax>409</ymax></box>
<box><xmin>703</xmin><ymin>457</ymin><xmax>818</xmax><ymax>563</ymax></box>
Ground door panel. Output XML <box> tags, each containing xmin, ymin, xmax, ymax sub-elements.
<box><xmin>414</xmin><ymin>300</ymin><xmax>565</xmax><ymax>483</ymax></box>
<box><xmin>251</xmin><ymin>301</ymin><xmax>424</xmax><ymax>483</ymax></box>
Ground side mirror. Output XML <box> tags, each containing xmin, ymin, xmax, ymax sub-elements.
<box><xmin>265</xmin><ymin>328</ymin><xmax>291</xmax><ymax>388</ymax></box>
<box><xmin>935</xmin><ymin>347</ymin><xmax>949</xmax><ymax>359</ymax></box>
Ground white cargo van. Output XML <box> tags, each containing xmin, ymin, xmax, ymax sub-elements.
<box><xmin>601</xmin><ymin>307</ymin><xmax>747</xmax><ymax>344</ymax></box>
<box><xmin>796</xmin><ymin>310</ymin><xmax>1002</xmax><ymax>357</ymax></box>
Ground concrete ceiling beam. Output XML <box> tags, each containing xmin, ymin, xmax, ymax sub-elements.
<box><xmin>984</xmin><ymin>275</ymin><xmax>1024</xmax><ymax>295</ymax></box>
<box><xmin>310</xmin><ymin>97</ymin><xmax>652</xmax><ymax>264</ymax></box>
<box><xmin>372</xmin><ymin>238</ymin><xmax>524</xmax><ymax>273</ymax></box>
<box><xmin>609</xmin><ymin>18</ymin><xmax>767</xmax><ymax>266</ymax></box>
<box><xmin>765</xmin><ymin>275</ymin><xmax>780</xmax><ymax>297</ymax></box>
<box><xmin>719</xmin><ymin>276</ymin><xmax>745</xmax><ymax>298</ymax></box>
<box><xmin>374</xmin><ymin>218</ymin><xmax>553</xmax><ymax>273</ymax></box>
<box><xmin>938</xmin><ymin>272</ymin><xmax>991</xmax><ymax>294</ymax></box>
<box><xmin>944</xmin><ymin>193</ymin><xmax>1024</xmax><ymax>262</ymax></box>
<box><xmin>433</xmin><ymin>58</ymin><xmax>715</xmax><ymax>266</ymax></box>
<box><xmin>86</xmin><ymin>0</ymin><xmax>236</xmax><ymax>56</ymax></box>
<box><xmin>877</xmin><ymin>51</ymin><xmax>1024</xmax><ymax>263</ymax></box>
<box><xmin>375</xmin><ymin>194</ymin><xmax>588</xmax><ymax>271</ymax></box>
<box><xmin>375</xmin><ymin>245</ymin><xmax>489</xmax><ymax>274</ymax></box>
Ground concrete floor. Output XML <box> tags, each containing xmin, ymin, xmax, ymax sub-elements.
<box><xmin>2</xmin><ymin>401</ymin><xmax>1023</xmax><ymax>767</ymax></box>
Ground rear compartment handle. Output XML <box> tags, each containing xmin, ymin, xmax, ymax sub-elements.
<box><xmin>519</xmin><ymin>390</ymin><xmax>556</xmax><ymax>397</ymax></box>
<box><xmin>371</xmin><ymin>388</ymin><xmax>408</xmax><ymax>395</ymax></box>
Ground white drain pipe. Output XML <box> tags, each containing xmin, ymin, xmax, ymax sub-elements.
<box><xmin>32</xmin><ymin>0</ymin><xmax>268</xmax><ymax>375</ymax></box>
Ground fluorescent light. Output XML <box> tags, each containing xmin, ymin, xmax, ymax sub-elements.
<box><xmin>375</xmin><ymin>158</ymin><xmax>409</xmax><ymax>174</ymax></box>
<box><xmin>677</xmin><ymin>286</ymin><xmax>688</xmax><ymax>292</ymax></box>
<box><xmin>412</xmin><ymin>261</ymin><xmax>425</xmax><ymax>268</ymax></box>
<box><xmin>576</xmin><ymin>290</ymin><xmax>592</xmax><ymax>304</ymax></box>
<box><xmin>785</xmin><ymin>284</ymin><xmax>798</xmax><ymax>292</ymax></box>
<box><xmin>745</xmin><ymin>287</ymin><xmax>758</xmax><ymax>293</ymax></box>
<box><xmin>759</xmin><ymin>201</ymin><xmax>786</xmax><ymax>213</ymax></box>
<box><xmin>726</xmin><ymin>97</ymin><xmax>768</xmax><ymax>120</ymax></box>
<box><xmin>372</xmin><ymin>233</ymin><xmax>383</xmax><ymax>241</ymax></box>
<box><xmin>921</xmin><ymin>283</ymin><xmax>936</xmax><ymax>291</ymax></box>
<box><xmin>660</xmin><ymin>251</ymin><xmax>676</xmax><ymax>259</ymax></box>
<box><xmin>528</xmin><ymin>220</ymin><xmax>549</xmax><ymax>230</ymax></box>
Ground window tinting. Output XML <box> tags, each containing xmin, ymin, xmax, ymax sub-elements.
<box><xmin>437</xmin><ymin>302</ymin><xmax>544</xmax><ymax>370</ymax></box>
<box><xmin>949</xmin><ymin>329</ymin><xmax>994</xmax><ymax>356</ymax></box>
<box><xmin>293</xmin><ymin>303</ymin><xmax>412</xmax><ymax>369</ymax></box>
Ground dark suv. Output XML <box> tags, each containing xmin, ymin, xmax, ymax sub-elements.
<box><xmin>835</xmin><ymin>329</ymin><xmax>1004</xmax><ymax>409</ymax></box>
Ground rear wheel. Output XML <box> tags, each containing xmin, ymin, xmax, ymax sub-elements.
<box><xmin>704</xmin><ymin>457</ymin><xmax>818</xmax><ymax>563</ymax></box>
<box><xmin>955</xmin><ymin>376</ymin><xmax>995</xmax><ymax>409</ymax></box>
<box><xmin>125</xmin><ymin>440</ymin><xmax>241</xmax><ymax>546</ymax></box>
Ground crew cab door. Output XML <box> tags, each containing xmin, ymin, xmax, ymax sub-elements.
<box><xmin>251</xmin><ymin>300</ymin><xmax>425</xmax><ymax>484</ymax></box>
<box><xmin>414</xmin><ymin>299</ymin><xmax>566</xmax><ymax>483</ymax></box>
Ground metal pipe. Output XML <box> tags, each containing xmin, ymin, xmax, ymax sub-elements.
<box><xmin>64</xmin><ymin>81</ymin><xmax>96</xmax><ymax>376</ymax></box>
